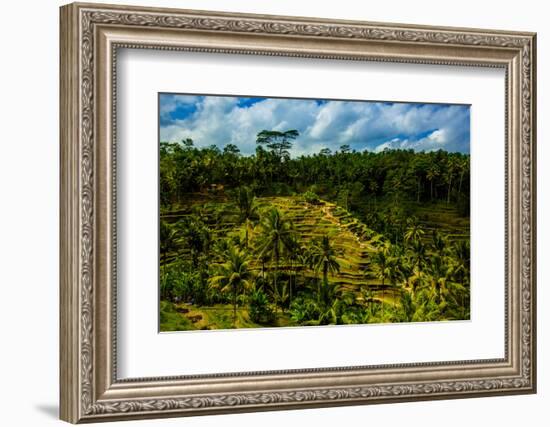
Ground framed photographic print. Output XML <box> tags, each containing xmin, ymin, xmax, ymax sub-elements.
<box><xmin>60</xmin><ymin>2</ymin><xmax>537</xmax><ymax>423</ymax></box>
<box><xmin>157</xmin><ymin>93</ymin><xmax>472</xmax><ymax>332</ymax></box>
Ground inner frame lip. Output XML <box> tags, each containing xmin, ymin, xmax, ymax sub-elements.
<box><xmin>109</xmin><ymin>43</ymin><xmax>510</xmax><ymax>384</ymax></box>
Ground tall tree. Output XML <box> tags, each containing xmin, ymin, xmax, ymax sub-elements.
<box><xmin>404</xmin><ymin>219</ymin><xmax>425</xmax><ymax>245</ymax></box>
<box><xmin>370</xmin><ymin>242</ymin><xmax>392</xmax><ymax>309</ymax></box>
<box><xmin>177</xmin><ymin>216</ymin><xmax>211</xmax><ymax>268</ymax></box>
<box><xmin>255</xmin><ymin>208</ymin><xmax>296</xmax><ymax>309</ymax></box>
<box><xmin>457</xmin><ymin>156</ymin><xmax>469</xmax><ymax>195</ymax></box>
<box><xmin>431</xmin><ymin>230</ymin><xmax>449</xmax><ymax>258</ymax></box>
<box><xmin>234</xmin><ymin>186</ymin><xmax>259</xmax><ymax>248</ymax></box>
<box><xmin>256</xmin><ymin>129</ymin><xmax>299</xmax><ymax>161</ymax></box>
<box><xmin>285</xmin><ymin>236</ymin><xmax>302</xmax><ymax>308</ymax></box>
<box><xmin>426</xmin><ymin>164</ymin><xmax>439</xmax><ymax>201</ymax></box>
<box><xmin>444</xmin><ymin>156</ymin><xmax>458</xmax><ymax>203</ymax></box>
<box><xmin>449</xmin><ymin>239</ymin><xmax>470</xmax><ymax>311</ymax></box>
<box><xmin>223</xmin><ymin>143</ymin><xmax>240</xmax><ymax>156</ymax></box>
<box><xmin>160</xmin><ymin>221</ymin><xmax>178</xmax><ymax>272</ymax></box>
<box><xmin>426</xmin><ymin>254</ymin><xmax>448</xmax><ymax>305</ymax></box>
<box><xmin>209</xmin><ymin>246</ymin><xmax>253</xmax><ymax>326</ymax></box>
<box><xmin>409</xmin><ymin>238</ymin><xmax>427</xmax><ymax>274</ymax></box>
<box><xmin>182</xmin><ymin>138</ymin><xmax>194</xmax><ymax>149</ymax></box>
<box><xmin>451</xmin><ymin>239</ymin><xmax>470</xmax><ymax>286</ymax></box>
<box><xmin>339</xmin><ymin>144</ymin><xmax>351</xmax><ymax>154</ymax></box>
<box><xmin>308</xmin><ymin>235</ymin><xmax>341</xmax><ymax>301</ymax></box>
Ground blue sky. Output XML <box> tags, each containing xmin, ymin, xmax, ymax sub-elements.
<box><xmin>159</xmin><ymin>93</ymin><xmax>470</xmax><ymax>156</ymax></box>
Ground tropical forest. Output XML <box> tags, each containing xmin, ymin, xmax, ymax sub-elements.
<box><xmin>159</xmin><ymin>128</ymin><xmax>470</xmax><ymax>331</ymax></box>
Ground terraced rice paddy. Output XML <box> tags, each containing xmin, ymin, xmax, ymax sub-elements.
<box><xmin>161</xmin><ymin>193</ymin><xmax>469</xmax><ymax>308</ymax></box>
<box><xmin>163</xmin><ymin>195</ymin><xmax>372</xmax><ymax>280</ymax></box>
<box><xmin>255</xmin><ymin>197</ymin><xmax>377</xmax><ymax>287</ymax></box>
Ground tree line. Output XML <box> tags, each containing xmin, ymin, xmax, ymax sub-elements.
<box><xmin>160</xmin><ymin>131</ymin><xmax>470</xmax><ymax>216</ymax></box>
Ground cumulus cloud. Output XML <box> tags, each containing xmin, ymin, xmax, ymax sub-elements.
<box><xmin>160</xmin><ymin>94</ymin><xmax>470</xmax><ymax>156</ymax></box>
<box><xmin>374</xmin><ymin>129</ymin><xmax>454</xmax><ymax>153</ymax></box>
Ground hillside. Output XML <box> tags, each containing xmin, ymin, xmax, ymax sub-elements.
<box><xmin>162</xmin><ymin>195</ymin><xmax>379</xmax><ymax>284</ymax></box>
<box><xmin>162</xmin><ymin>193</ymin><xmax>468</xmax><ymax>295</ymax></box>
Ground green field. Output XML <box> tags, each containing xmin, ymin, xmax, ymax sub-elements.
<box><xmin>160</xmin><ymin>191</ymin><xmax>470</xmax><ymax>330</ymax></box>
<box><xmin>158</xmin><ymin>94</ymin><xmax>471</xmax><ymax>330</ymax></box>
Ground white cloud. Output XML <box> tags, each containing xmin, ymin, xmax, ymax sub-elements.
<box><xmin>374</xmin><ymin>138</ymin><xmax>408</xmax><ymax>153</ymax></box>
<box><xmin>160</xmin><ymin>95</ymin><xmax>470</xmax><ymax>155</ymax></box>
<box><xmin>428</xmin><ymin>129</ymin><xmax>446</xmax><ymax>143</ymax></box>
<box><xmin>374</xmin><ymin>128</ymin><xmax>457</xmax><ymax>153</ymax></box>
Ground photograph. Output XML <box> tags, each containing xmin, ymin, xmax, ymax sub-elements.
<box><xmin>57</xmin><ymin>3</ymin><xmax>536</xmax><ymax>422</ymax></box>
<box><xmin>158</xmin><ymin>93</ymin><xmax>471</xmax><ymax>331</ymax></box>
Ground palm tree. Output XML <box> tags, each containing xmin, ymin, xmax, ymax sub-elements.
<box><xmin>410</xmin><ymin>238</ymin><xmax>426</xmax><ymax>272</ymax></box>
<box><xmin>160</xmin><ymin>221</ymin><xmax>178</xmax><ymax>275</ymax></box>
<box><xmin>397</xmin><ymin>291</ymin><xmax>416</xmax><ymax>322</ymax></box>
<box><xmin>451</xmin><ymin>239</ymin><xmax>470</xmax><ymax>285</ymax></box>
<box><xmin>388</xmin><ymin>170</ymin><xmax>405</xmax><ymax>204</ymax></box>
<box><xmin>386</xmin><ymin>254</ymin><xmax>404</xmax><ymax>289</ymax></box>
<box><xmin>371</xmin><ymin>242</ymin><xmax>390</xmax><ymax>288</ymax></box>
<box><xmin>407</xmin><ymin>266</ymin><xmax>427</xmax><ymax>297</ymax></box>
<box><xmin>449</xmin><ymin>239</ymin><xmax>470</xmax><ymax>311</ymax></box>
<box><xmin>209</xmin><ymin>246</ymin><xmax>253</xmax><ymax>326</ymax></box>
<box><xmin>444</xmin><ymin>156</ymin><xmax>458</xmax><ymax>204</ymax></box>
<box><xmin>368</xmin><ymin>180</ymin><xmax>378</xmax><ymax>207</ymax></box>
<box><xmin>308</xmin><ymin>235</ymin><xmax>341</xmax><ymax>301</ymax></box>
<box><xmin>234</xmin><ymin>186</ymin><xmax>259</xmax><ymax>248</ymax></box>
<box><xmin>177</xmin><ymin>216</ymin><xmax>211</xmax><ymax>268</ymax></box>
<box><xmin>418</xmin><ymin>156</ymin><xmax>431</xmax><ymax>203</ymax></box>
<box><xmin>258</xmin><ymin>251</ymin><xmax>270</xmax><ymax>284</ymax></box>
<box><xmin>431</xmin><ymin>230</ymin><xmax>449</xmax><ymax>258</ymax></box>
<box><xmin>255</xmin><ymin>208</ymin><xmax>296</xmax><ymax>309</ymax></box>
<box><xmin>315</xmin><ymin>284</ymin><xmax>353</xmax><ymax>325</ymax></box>
<box><xmin>426</xmin><ymin>165</ymin><xmax>439</xmax><ymax>201</ymax></box>
<box><xmin>404</xmin><ymin>219</ymin><xmax>425</xmax><ymax>245</ymax></box>
<box><xmin>285</xmin><ymin>236</ymin><xmax>302</xmax><ymax>308</ymax></box>
<box><xmin>370</xmin><ymin>242</ymin><xmax>392</xmax><ymax>312</ymax></box>
<box><xmin>457</xmin><ymin>156</ymin><xmax>469</xmax><ymax>196</ymax></box>
<box><xmin>424</xmin><ymin>254</ymin><xmax>449</xmax><ymax>306</ymax></box>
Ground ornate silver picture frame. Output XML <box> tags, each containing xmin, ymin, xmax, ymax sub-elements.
<box><xmin>60</xmin><ymin>2</ymin><xmax>536</xmax><ymax>423</ymax></box>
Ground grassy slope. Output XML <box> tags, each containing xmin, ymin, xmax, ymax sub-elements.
<box><xmin>160</xmin><ymin>300</ymin><xmax>294</xmax><ymax>331</ymax></box>
<box><xmin>413</xmin><ymin>202</ymin><xmax>469</xmax><ymax>241</ymax></box>
<box><xmin>160</xmin><ymin>193</ymin><xmax>469</xmax><ymax>330</ymax></box>
<box><xmin>161</xmin><ymin>195</ymin><xmax>381</xmax><ymax>287</ymax></box>
<box><xmin>255</xmin><ymin>196</ymin><xmax>378</xmax><ymax>288</ymax></box>
<box><xmin>162</xmin><ymin>194</ymin><xmax>469</xmax><ymax>287</ymax></box>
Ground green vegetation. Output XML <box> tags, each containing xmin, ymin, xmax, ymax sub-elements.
<box><xmin>159</xmin><ymin>130</ymin><xmax>470</xmax><ymax>331</ymax></box>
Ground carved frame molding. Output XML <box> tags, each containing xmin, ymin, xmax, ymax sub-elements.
<box><xmin>60</xmin><ymin>2</ymin><xmax>536</xmax><ymax>423</ymax></box>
